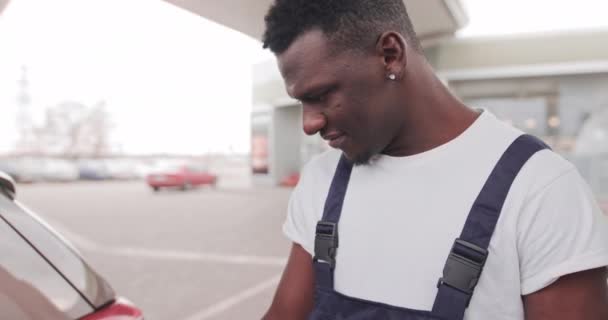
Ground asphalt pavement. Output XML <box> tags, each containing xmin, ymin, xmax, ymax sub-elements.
<box><xmin>17</xmin><ymin>181</ymin><xmax>293</xmax><ymax>320</ymax></box>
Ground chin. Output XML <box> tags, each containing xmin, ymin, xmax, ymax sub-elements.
<box><xmin>343</xmin><ymin>149</ymin><xmax>374</xmax><ymax>166</ymax></box>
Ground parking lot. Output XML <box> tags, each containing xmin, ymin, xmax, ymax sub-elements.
<box><xmin>17</xmin><ymin>181</ymin><xmax>292</xmax><ymax>320</ymax></box>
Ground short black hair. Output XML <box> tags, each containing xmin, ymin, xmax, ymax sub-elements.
<box><xmin>262</xmin><ymin>0</ymin><xmax>422</xmax><ymax>55</ymax></box>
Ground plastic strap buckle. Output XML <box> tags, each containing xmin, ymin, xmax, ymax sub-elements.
<box><xmin>314</xmin><ymin>221</ymin><xmax>338</xmax><ymax>269</ymax></box>
<box><xmin>438</xmin><ymin>239</ymin><xmax>488</xmax><ymax>301</ymax></box>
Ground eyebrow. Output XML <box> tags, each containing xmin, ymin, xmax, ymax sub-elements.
<box><xmin>294</xmin><ymin>84</ymin><xmax>336</xmax><ymax>101</ymax></box>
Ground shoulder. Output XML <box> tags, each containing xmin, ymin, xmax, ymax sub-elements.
<box><xmin>517</xmin><ymin>147</ymin><xmax>577</xmax><ymax>202</ymax></box>
<box><xmin>288</xmin><ymin>148</ymin><xmax>342</xmax><ymax>218</ymax></box>
<box><xmin>298</xmin><ymin>149</ymin><xmax>342</xmax><ymax>192</ymax></box>
<box><xmin>513</xmin><ymin>150</ymin><xmax>608</xmax><ymax>294</ymax></box>
<box><xmin>304</xmin><ymin>148</ymin><xmax>342</xmax><ymax>175</ymax></box>
<box><xmin>283</xmin><ymin>149</ymin><xmax>343</xmax><ymax>255</ymax></box>
<box><xmin>477</xmin><ymin>111</ymin><xmax>577</xmax><ymax>197</ymax></box>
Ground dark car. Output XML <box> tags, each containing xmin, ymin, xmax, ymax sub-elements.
<box><xmin>146</xmin><ymin>163</ymin><xmax>217</xmax><ymax>191</ymax></box>
<box><xmin>77</xmin><ymin>160</ymin><xmax>111</xmax><ymax>181</ymax></box>
<box><xmin>0</xmin><ymin>171</ymin><xmax>143</xmax><ymax>320</ymax></box>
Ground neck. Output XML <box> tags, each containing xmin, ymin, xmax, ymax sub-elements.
<box><xmin>382</xmin><ymin>57</ymin><xmax>479</xmax><ymax>157</ymax></box>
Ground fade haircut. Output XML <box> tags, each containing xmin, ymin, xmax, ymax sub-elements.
<box><xmin>262</xmin><ymin>0</ymin><xmax>422</xmax><ymax>55</ymax></box>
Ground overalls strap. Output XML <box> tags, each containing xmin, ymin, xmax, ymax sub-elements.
<box><xmin>432</xmin><ymin>134</ymin><xmax>549</xmax><ymax>320</ymax></box>
<box><xmin>314</xmin><ymin>154</ymin><xmax>353</xmax><ymax>290</ymax></box>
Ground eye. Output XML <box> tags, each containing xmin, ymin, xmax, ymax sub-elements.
<box><xmin>310</xmin><ymin>93</ymin><xmax>327</xmax><ymax>103</ymax></box>
<box><xmin>302</xmin><ymin>90</ymin><xmax>331</xmax><ymax>104</ymax></box>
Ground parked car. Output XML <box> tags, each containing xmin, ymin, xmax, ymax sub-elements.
<box><xmin>0</xmin><ymin>171</ymin><xmax>144</xmax><ymax>319</ymax></box>
<box><xmin>105</xmin><ymin>159</ymin><xmax>148</xmax><ymax>180</ymax></box>
<box><xmin>0</xmin><ymin>159</ymin><xmax>19</xmax><ymax>181</ymax></box>
<box><xmin>146</xmin><ymin>163</ymin><xmax>217</xmax><ymax>191</ymax></box>
<box><xmin>0</xmin><ymin>158</ymin><xmax>79</xmax><ymax>183</ymax></box>
<box><xmin>3</xmin><ymin>157</ymin><xmax>47</xmax><ymax>183</ymax></box>
<box><xmin>280</xmin><ymin>172</ymin><xmax>300</xmax><ymax>187</ymax></box>
<box><xmin>78</xmin><ymin>159</ymin><xmax>111</xmax><ymax>181</ymax></box>
<box><xmin>41</xmin><ymin>159</ymin><xmax>80</xmax><ymax>182</ymax></box>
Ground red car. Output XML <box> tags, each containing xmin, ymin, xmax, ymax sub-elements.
<box><xmin>0</xmin><ymin>171</ymin><xmax>144</xmax><ymax>320</ymax></box>
<box><xmin>280</xmin><ymin>172</ymin><xmax>300</xmax><ymax>187</ymax></box>
<box><xmin>146</xmin><ymin>163</ymin><xmax>217</xmax><ymax>191</ymax></box>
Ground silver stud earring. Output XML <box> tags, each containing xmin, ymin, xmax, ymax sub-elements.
<box><xmin>388</xmin><ymin>74</ymin><xmax>396</xmax><ymax>80</ymax></box>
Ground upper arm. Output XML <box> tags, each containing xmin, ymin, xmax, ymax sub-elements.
<box><xmin>263</xmin><ymin>243</ymin><xmax>315</xmax><ymax>320</ymax></box>
<box><xmin>523</xmin><ymin>267</ymin><xmax>608</xmax><ymax>320</ymax></box>
<box><xmin>517</xmin><ymin>168</ymin><xmax>608</xmax><ymax>295</ymax></box>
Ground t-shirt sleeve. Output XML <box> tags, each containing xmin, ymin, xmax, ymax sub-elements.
<box><xmin>282</xmin><ymin>165</ymin><xmax>320</xmax><ymax>256</ymax></box>
<box><xmin>517</xmin><ymin>168</ymin><xmax>608</xmax><ymax>295</ymax></box>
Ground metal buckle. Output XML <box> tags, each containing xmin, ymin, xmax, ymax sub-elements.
<box><xmin>438</xmin><ymin>239</ymin><xmax>488</xmax><ymax>298</ymax></box>
<box><xmin>314</xmin><ymin>221</ymin><xmax>338</xmax><ymax>269</ymax></box>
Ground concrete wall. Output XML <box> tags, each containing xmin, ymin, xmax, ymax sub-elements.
<box><xmin>432</xmin><ymin>29</ymin><xmax>608</xmax><ymax>71</ymax></box>
<box><xmin>270</xmin><ymin>105</ymin><xmax>301</xmax><ymax>184</ymax></box>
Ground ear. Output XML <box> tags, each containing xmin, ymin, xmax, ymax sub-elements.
<box><xmin>375</xmin><ymin>31</ymin><xmax>408</xmax><ymax>80</ymax></box>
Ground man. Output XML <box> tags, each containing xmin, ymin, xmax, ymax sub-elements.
<box><xmin>261</xmin><ymin>0</ymin><xmax>608</xmax><ymax>319</ymax></box>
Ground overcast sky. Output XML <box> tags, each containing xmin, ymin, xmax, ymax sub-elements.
<box><xmin>1</xmin><ymin>0</ymin><xmax>608</xmax><ymax>155</ymax></box>
<box><xmin>459</xmin><ymin>0</ymin><xmax>608</xmax><ymax>37</ymax></box>
<box><xmin>0</xmin><ymin>0</ymin><xmax>270</xmax><ymax>155</ymax></box>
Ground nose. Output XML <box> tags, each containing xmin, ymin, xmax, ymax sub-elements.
<box><xmin>302</xmin><ymin>107</ymin><xmax>326</xmax><ymax>136</ymax></box>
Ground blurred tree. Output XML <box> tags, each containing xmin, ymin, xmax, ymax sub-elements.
<box><xmin>33</xmin><ymin>100</ymin><xmax>114</xmax><ymax>157</ymax></box>
<box><xmin>15</xmin><ymin>66</ymin><xmax>35</xmax><ymax>155</ymax></box>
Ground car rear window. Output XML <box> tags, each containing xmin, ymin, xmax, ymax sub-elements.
<box><xmin>0</xmin><ymin>211</ymin><xmax>92</xmax><ymax>319</ymax></box>
<box><xmin>0</xmin><ymin>194</ymin><xmax>115</xmax><ymax>313</ymax></box>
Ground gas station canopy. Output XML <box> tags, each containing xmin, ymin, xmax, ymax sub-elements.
<box><xmin>163</xmin><ymin>0</ymin><xmax>468</xmax><ymax>42</ymax></box>
<box><xmin>0</xmin><ymin>0</ymin><xmax>9</xmax><ymax>14</ymax></box>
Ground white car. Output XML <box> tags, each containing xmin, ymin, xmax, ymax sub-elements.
<box><xmin>0</xmin><ymin>171</ymin><xmax>144</xmax><ymax>319</ymax></box>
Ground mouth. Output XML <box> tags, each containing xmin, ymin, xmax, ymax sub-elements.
<box><xmin>323</xmin><ymin>132</ymin><xmax>346</xmax><ymax>148</ymax></box>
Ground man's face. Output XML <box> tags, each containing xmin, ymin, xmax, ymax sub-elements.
<box><xmin>277</xmin><ymin>30</ymin><xmax>403</xmax><ymax>164</ymax></box>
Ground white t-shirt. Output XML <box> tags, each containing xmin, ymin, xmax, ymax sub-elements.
<box><xmin>283</xmin><ymin>110</ymin><xmax>608</xmax><ymax>319</ymax></box>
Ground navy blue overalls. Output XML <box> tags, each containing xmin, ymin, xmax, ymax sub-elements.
<box><xmin>309</xmin><ymin>134</ymin><xmax>548</xmax><ymax>320</ymax></box>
